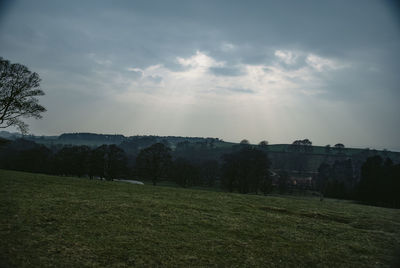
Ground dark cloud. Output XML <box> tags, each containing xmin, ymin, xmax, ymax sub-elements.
<box><xmin>0</xmin><ymin>0</ymin><xmax>399</xmax><ymax>148</ymax></box>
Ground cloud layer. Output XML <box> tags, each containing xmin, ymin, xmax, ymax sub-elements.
<box><xmin>0</xmin><ymin>0</ymin><xmax>399</xmax><ymax>149</ymax></box>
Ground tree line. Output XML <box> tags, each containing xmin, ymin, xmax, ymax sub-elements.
<box><xmin>316</xmin><ymin>156</ymin><xmax>400</xmax><ymax>208</ymax></box>
<box><xmin>0</xmin><ymin>139</ymin><xmax>271</xmax><ymax>192</ymax></box>
<box><xmin>0</xmin><ymin>137</ymin><xmax>399</xmax><ymax>208</ymax></box>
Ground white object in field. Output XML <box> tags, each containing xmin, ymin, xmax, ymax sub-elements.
<box><xmin>115</xmin><ymin>179</ymin><xmax>144</xmax><ymax>185</ymax></box>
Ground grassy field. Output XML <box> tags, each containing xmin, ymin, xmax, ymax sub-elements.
<box><xmin>1</xmin><ymin>169</ymin><xmax>399</xmax><ymax>267</ymax></box>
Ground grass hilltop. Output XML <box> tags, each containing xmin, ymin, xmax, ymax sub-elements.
<box><xmin>1</xmin><ymin>169</ymin><xmax>399</xmax><ymax>267</ymax></box>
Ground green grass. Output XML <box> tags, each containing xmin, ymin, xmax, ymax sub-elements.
<box><xmin>1</xmin><ymin>169</ymin><xmax>399</xmax><ymax>267</ymax></box>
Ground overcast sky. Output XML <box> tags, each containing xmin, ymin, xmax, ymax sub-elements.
<box><xmin>0</xmin><ymin>0</ymin><xmax>399</xmax><ymax>149</ymax></box>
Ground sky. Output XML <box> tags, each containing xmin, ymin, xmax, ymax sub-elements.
<box><xmin>0</xmin><ymin>0</ymin><xmax>399</xmax><ymax>150</ymax></box>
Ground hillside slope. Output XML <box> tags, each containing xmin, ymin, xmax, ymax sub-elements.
<box><xmin>1</xmin><ymin>169</ymin><xmax>399</xmax><ymax>267</ymax></box>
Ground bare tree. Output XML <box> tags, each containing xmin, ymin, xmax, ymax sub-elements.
<box><xmin>0</xmin><ymin>57</ymin><xmax>46</xmax><ymax>133</ymax></box>
<box><xmin>136</xmin><ymin>143</ymin><xmax>172</xmax><ymax>185</ymax></box>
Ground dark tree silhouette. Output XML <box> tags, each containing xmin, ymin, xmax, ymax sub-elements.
<box><xmin>0</xmin><ymin>139</ymin><xmax>51</xmax><ymax>173</ymax></box>
<box><xmin>240</xmin><ymin>139</ymin><xmax>250</xmax><ymax>145</ymax></box>
<box><xmin>54</xmin><ymin>145</ymin><xmax>91</xmax><ymax>177</ymax></box>
<box><xmin>357</xmin><ymin>155</ymin><xmax>383</xmax><ymax>204</ymax></box>
<box><xmin>289</xmin><ymin>139</ymin><xmax>312</xmax><ymax>152</ymax></box>
<box><xmin>302</xmin><ymin>139</ymin><xmax>312</xmax><ymax>146</ymax></box>
<box><xmin>355</xmin><ymin>155</ymin><xmax>400</xmax><ymax>207</ymax></box>
<box><xmin>316</xmin><ymin>163</ymin><xmax>330</xmax><ymax>197</ymax></box>
<box><xmin>135</xmin><ymin>143</ymin><xmax>172</xmax><ymax>185</ymax></box>
<box><xmin>199</xmin><ymin>160</ymin><xmax>220</xmax><ymax>187</ymax></box>
<box><xmin>89</xmin><ymin>145</ymin><xmax>108</xmax><ymax>179</ymax></box>
<box><xmin>316</xmin><ymin>160</ymin><xmax>354</xmax><ymax>199</ymax></box>
<box><xmin>277</xmin><ymin>170</ymin><xmax>289</xmax><ymax>194</ymax></box>
<box><xmin>105</xmin><ymin>144</ymin><xmax>127</xmax><ymax>180</ymax></box>
<box><xmin>0</xmin><ymin>136</ymin><xmax>10</xmax><ymax>146</ymax></box>
<box><xmin>171</xmin><ymin>158</ymin><xmax>199</xmax><ymax>187</ymax></box>
<box><xmin>221</xmin><ymin>147</ymin><xmax>269</xmax><ymax>194</ymax></box>
<box><xmin>334</xmin><ymin>143</ymin><xmax>345</xmax><ymax>154</ymax></box>
<box><xmin>334</xmin><ymin>143</ymin><xmax>345</xmax><ymax>148</ymax></box>
<box><xmin>258</xmin><ymin>140</ymin><xmax>268</xmax><ymax>148</ymax></box>
<box><xmin>0</xmin><ymin>57</ymin><xmax>46</xmax><ymax>133</ymax></box>
<box><xmin>89</xmin><ymin>144</ymin><xmax>127</xmax><ymax>180</ymax></box>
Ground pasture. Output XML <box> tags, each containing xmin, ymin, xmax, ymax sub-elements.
<box><xmin>1</xmin><ymin>169</ymin><xmax>399</xmax><ymax>267</ymax></box>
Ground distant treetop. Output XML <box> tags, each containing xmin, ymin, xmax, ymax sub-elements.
<box><xmin>334</xmin><ymin>143</ymin><xmax>345</xmax><ymax>148</ymax></box>
<box><xmin>258</xmin><ymin>140</ymin><xmax>268</xmax><ymax>147</ymax></box>
<box><xmin>290</xmin><ymin>139</ymin><xmax>313</xmax><ymax>152</ymax></box>
<box><xmin>240</xmin><ymin>139</ymin><xmax>250</xmax><ymax>145</ymax></box>
<box><xmin>59</xmin><ymin>133</ymin><xmax>125</xmax><ymax>141</ymax></box>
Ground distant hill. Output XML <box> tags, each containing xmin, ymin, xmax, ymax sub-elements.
<box><xmin>0</xmin><ymin>131</ymin><xmax>23</xmax><ymax>139</ymax></box>
<box><xmin>1</xmin><ymin>131</ymin><xmax>399</xmax><ymax>173</ymax></box>
<box><xmin>0</xmin><ymin>131</ymin><xmax>225</xmax><ymax>148</ymax></box>
<box><xmin>58</xmin><ymin>133</ymin><xmax>126</xmax><ymax>145</ymax></box>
